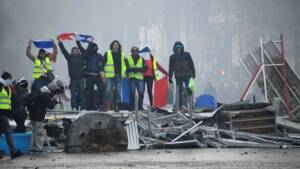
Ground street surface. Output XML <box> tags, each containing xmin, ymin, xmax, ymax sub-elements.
<box><xmin>1</xmin><ymin>148</ymin><xmax>300</xmax><ymax>169</ymax></box>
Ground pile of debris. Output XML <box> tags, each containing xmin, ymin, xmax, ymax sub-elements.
<box><xmin>43</xmin><ymin>99</ymin><xmax>300</xmax><ymax>152</ymax></box>
<box><xmin>125</xmin><ymin>101</ymin><xmax>300</xmax><ymax>149</ymax></box>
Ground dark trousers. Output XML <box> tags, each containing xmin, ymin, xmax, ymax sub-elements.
<box><xmin>143</xmin><ymin>76</ymin><xmax>154</xmax><ymax>106</ymax></box>
<box><xmin>176</xmin><ymin>76</ymin><xmax>192</xmax><ymax>108</ymax></box>
<box><xmin>14</xmin><ymin>117</ymin><xmax>26</xmax><ymax>133</ymax></box>
<box><xmin>70</xmin><ymin>78</ymin><xmax>86</xmax><ymax>110</ymax></box>
<box><xmin>85</xmin><ymin>75</ymin><xmax>104</xmax><ymax>110</ymax></box>
<box><xmin>12</xmin><ymin>110</ymin><xmax>27</xmax><ymax>133</ymax></box>
<box><xmin>0</xmin><ymin>114</ymin><xmax>17</xmax><ymax>155</ymax></box>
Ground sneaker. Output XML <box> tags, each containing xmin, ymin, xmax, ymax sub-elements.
<box><xmin>139</xmin><ymin>107</ymin><xmax>146</xmax><ymax>111</ymax></box>
<box><xmin>11</xmin><ymin>150</ymin><xmax>22</xmax><ymax>159</ymax></box>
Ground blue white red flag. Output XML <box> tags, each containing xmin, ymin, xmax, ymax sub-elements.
<box><xmin>75</xmin><ymin>34</ymin><xmax>92</xmax><ymax>43</ymax></box>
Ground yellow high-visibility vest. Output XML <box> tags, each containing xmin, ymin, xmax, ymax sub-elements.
<box><xmin>32</xmin><ymin>57</ymin><xmax>52</xmax><ymax>79</ymax></box>
<box><xmin>0</xmin><ymin>85</ymin><xmax>11</xmax><ymax>110</ymax></box>
<box><xmin>153</xmin><ymin>58</ymin><xmax>160</xmax><ymax>80</ymax></box>
<box><xmin>127</xmin><ymin>55</ymin><xmax>144</xmax><ymax>80</ymax></box>
<box><xmin>104</xmin><ymin>50</ymin><xmax>126</xmax><ymax>78</ymax></box>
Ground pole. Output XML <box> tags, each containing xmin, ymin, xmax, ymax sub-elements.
<box><xmin>260</xmin><ymin>37</ymin><xmax>268</xmax><ymax>102</ymax></box>
<box><xmin>188</xmin><ymin>94</ymin><xmax>194</xmax><ymax>127</ymax></box>
<box><xmin>147</xmin><ymin>106</ymin><xmax>152</xmax><ymax>136</ymax></box>
<box><xmin>135</xmin><ymin>93</ymin><xmax>139</xmax><ymax>121</ymax></box>
<box><xmin>171</xmin><ymin>120</ymin><xmax>203</xmax><ymax>142</ymax></box>
<box><xmin>280</xmin><ymin>33</ymin><xmax>292</xmax><ymax>119</ymax></box>
<box><xmin>240</xmin><ymin>64</ymin><xmax>263</xmax><ymax>101</ymax></box>
<box><xmin>175</xmin><ymin>85</ymin><xmax>180</xmax><ymax>112</ymax></box>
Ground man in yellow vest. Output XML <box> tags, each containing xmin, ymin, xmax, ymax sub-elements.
<box><xmin>0</xmin><ymin>72</ymin><xmax>22</xmax><ymax>159</ymax></box>
<box><xmin>26</xmin><ymin>39</ymin><xmax>57</xmax><ymax>92</ymax></box>
<box><xmin>100</xmin><ymin>40</ymin><xmax>126</xmax><ymax>112</ymax></box>
<box><xmin>126</xmin><ymin>47</ymin><xmax>147</xmax><ymax>111</ymax></box>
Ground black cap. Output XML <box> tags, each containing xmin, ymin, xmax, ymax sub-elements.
<box><xmin>131</xmin><ymin>46</ymin><xmax>139</xmax><ymax>53</ymax></box>
<box><xmin>1</xmin><ymin>71</ymin><xmax>12</xmax><ymax>80</ymax></box>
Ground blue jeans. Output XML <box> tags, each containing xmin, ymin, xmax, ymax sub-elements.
<box><xmin>129</xmin><ymin>79</ymin><xmax>144</xmax><ymax>109</ymax></box>
<box><xmin>176</xmin><ymin>76</ymin><xmax>192</xmax><ymax>109</ymax></box>
<box><xmin>105</xmin><ymin>74</ymin><xmax>121</xmax><ymax>104</ymax></box>
<box><xmin>70</xmin><ymin>78</ymin><xmax>86</xmax><ymax>110</ymax></box>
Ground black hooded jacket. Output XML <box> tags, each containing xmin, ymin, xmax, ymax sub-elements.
<box><xmin>12</xmin><ymin>87</ymin><xmax>30</xmax><ymax>119</ymax></box>
<box><xmin>28</xmin><ymin>92</ymin><xmax>57</xmax><ymax>121</ymax></box>
<box><xmin>77</xmin><ymin>41</ymin><xmax>102</xmax><ymax>74</ymax></box>
<box><xmin>58</xmin><ymin>42</ymin><xmax>85</xmax><ymax>79</ymax></box>
<box><xmin>169</xmin><ymin>41</ymin><xmax>196</xmax><ymax>79</ymax></box>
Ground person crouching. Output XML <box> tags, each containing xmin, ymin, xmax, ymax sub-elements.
<box><xmin>28</xmin><ymin>80</ymin><xmax>68</xmax><ymax>151</ymax></box>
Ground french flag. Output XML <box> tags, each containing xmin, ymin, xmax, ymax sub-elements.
<box><xmin>32</xmin><ymin>39</ymin><xmax>56</xmax><ymax>62</ymax></box>
<box><xmin>32</xmin><ymin>39</ymin><xmax>53</xmax><ymax>49</ymax></box>
<box><xmin>75</xmin><ymin>34</ymin><xmax>92</xmax><ymax>43</ymax></box>
<box><xmin>58</xmin><ymin>32</ymin><xmax>75</xmax><ymax>41</ymax></box>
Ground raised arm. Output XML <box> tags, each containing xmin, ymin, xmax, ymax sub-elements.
<box><xmin>48</xmin><ymin>39</ymin><xmax>57</xmax><ymax>61</ymax></box>
<box><xmin>76</xmin><ymin>40</ymin><xmax>86</xmax><ymax>54</ymax></box>
<box><xmin>26</xmin><ymin>40</ymin><xmax>35</xmax><ymax>62</ymax></box>
<box><xmin>57</xmin><ymin>37</ymin><xmax>70</xmax><ymax>60</ymax></box>
<box><xmin>84</xmin><ymin>37</ymin><xmax>96</xmax><ymax>56</ymax></box>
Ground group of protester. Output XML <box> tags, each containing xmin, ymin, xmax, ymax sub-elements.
<box><xmin>56</xmin><ymin>37</ymin><xmax>195</xmax><ymax>112</ymax></box>
<box><xmin>0</xmin><ymin>34</ymin><xmax>195</xmax><ymax>159</ymax></box>
<box><xmin>56</xmin><ymin>37</ymin><xmax>169</xmax><ymax>112</ymax></box>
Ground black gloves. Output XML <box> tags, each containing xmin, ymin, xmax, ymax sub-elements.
<box><xmin>126</xmin><ymin>68</ymin><xmax>134</xmax><ymax>74</ymax></box>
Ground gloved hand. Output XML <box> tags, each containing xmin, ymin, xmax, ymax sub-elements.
<box><xmin>169</xmin><ymin>78</ymin><xmax>173</xmax><ymax>83</ymax></box>
<box><xmin>132</xmin><ymin>68</ymin><xmax>139</xmax><ymax>72</ymax></box>
<box><xmin>136</xmin><ymin>68</ymin><xmax>143</xmax><ymax>72</ymax></box>
<box><xmin>126</xmin><ymin>68</ymin><xmax>135</xmax><ymax>73</ymax></box>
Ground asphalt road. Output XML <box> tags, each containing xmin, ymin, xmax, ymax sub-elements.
<box><xmin>1</xmin><ymin>148</ymin><xmax>300</xmax><ymax>169</ymax></box>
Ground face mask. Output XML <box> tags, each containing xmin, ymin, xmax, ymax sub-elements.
<box><xmin>4</xmin><ymin>79</ymin><xmax>12</xmax><ymax>87</ymax></box>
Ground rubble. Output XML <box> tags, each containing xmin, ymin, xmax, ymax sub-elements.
<box><xmin>41</xmin><ymin>100</ymin><xmax>300</xmax><ymax>152</ymax></box>
<box><xmin>64</xmin><ymin>112</ymin><xmax>127</xmax><ymax>153</ymax></box>
<box><xmin>124</xmin><ymin>101</ymin><xmax>300</xmax><ymax>150</ymax></box>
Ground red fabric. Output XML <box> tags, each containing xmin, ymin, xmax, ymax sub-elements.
<box><xmin>58</xmin><ymin>32</ymin><xmax>75</xmax><ymax>41</ymax></box>
<box><xmin>153</xmin><ymin>76</ymin><xmax>168</xmax><ymax>108</ymax></box>
<box><xmin>144</xmin><ymin>59</ymin><xmax>168</xmax><ymax>77</ymax></box>
<box><xmin>144</xmin><ymin>59</ymin><xmax>153</xmax><ymax>77</ymax></box>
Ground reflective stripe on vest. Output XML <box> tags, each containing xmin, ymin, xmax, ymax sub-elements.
<box><xmin>104</xmin><ymin>50</ymin><xmax>126</xmax><ymax>78</ymax></box>
<box><xmin>153</xmin><ymin>58</ymin><xmax>160</xmax><ymax>80</ymax></box>
<box><xmin>0</xmin><ymin>86</ymin><xmax>11</xmax><ymax>110</ymax></box>
<box><xmin>32</xmin><ymin>57</ymin><xmax>52</xmax><ymax>79</ymax></box>
<box><xmin>128</xmin><ymin>55</ymin><xmax>143</xmax><ymax>80</ymax></box>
